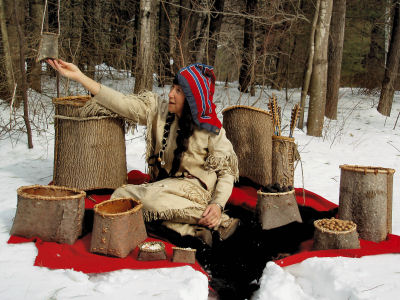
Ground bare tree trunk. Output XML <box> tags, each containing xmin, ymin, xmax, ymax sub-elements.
<box><xmin>134</xmin><ymin>0</ymin><xmax>158</xmax><ymax>93</ymax></box>
<box><xmin>207</xmin><ymin>0</ymin><xmax>225</xmax><ymax>66</ymax></box>
<box><xmin>298</xmin><ymin>0</ymin><xmax>320</xmax><ymax>130</ymax></box>
<box><xmin>27</xmin><ymin>0</ymin><xmax>43</xmax><ymax>93</ymax></box>
<box><xmin>0</xmin><ymin>0</ymin><xmax>14</xmax><ymax>100</ymax></box>
<box><xmin>132</xmin><ymin>0</ymin><xmax>140</xmax><ymax>74</ymax></box>
<box><xmin>158</xmin><ymin>0</ymin><xmax>172</xmax><ymax>85</ymax></box>
<box><xmin>13</xmin><ymin>0</ymin><xmax>33</xmax><ymax>148</ymax></box>
<box><xmin>325</xmin><ymin>0</ymin><xmax>346</xmax><ymax>120</ymax></box>
<box><xmin>307</xmin><ymin>0</ymin><xmax>333</xmax><ymax>137</ymax></box>
<box><xmin>378</xmin><ymin>1</ymin><xmax>400</xmax><ymax>116</ymax></box>
<box><xmin>5</xmin><ymin>0</ymin><xmax>23</xmax><ymax>107</ymax></box>
<box><xmin>239</xmin><ymin>0</ymin><xmax>256</xmax><ymax>93</ymax></box>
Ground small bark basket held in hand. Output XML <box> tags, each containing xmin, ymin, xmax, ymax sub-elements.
<box><xmin>36</xmin><ymin>32</ymin><xmax>59</xmax><ymax>62</ymax></box>
<box><xmin>11</xmin><ymin>185</ymin><xmax>86</xmax><ymax>244</ymax></box>
<box><xmin>256</xmin><ymin>189</ymin><xmax>302</xmax><ymax>230</ymax></box>
<box><xmin>90</xmin><ymin>198</ymin><xmax>147</xmax><ymax>258</ymax></box>
<box><xmin>222</xmin><ymin>105</ymin><xmax>273</xmax><ymax>186</ymax></box>
<box><xmin>338</xmin><ymin>165</ymin><xmax>395</xmax><ymax>242</ymax></box>
<box><xmin>53</xmin><ymin>95</ymin><xmax>127</xmax><ymax>190</ymax></box>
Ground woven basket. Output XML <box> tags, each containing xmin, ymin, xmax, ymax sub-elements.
<box><xmin>222</xmin><ymin>105</ymin><xmax>273</xmax><ymax>186</ymax></box>
<box><xmin>339</xmin><ymin>165</ymin><xmax>395</xmax><ymax>242</ymax></box>
<box><xmin>313</xmin><ymin>218</ymin><xmax>360</xmax><ymax>250</ymax></box>
<box><xmin>272</xmin><ymin>135</ymin><xmax>296</xmax><ymax>187</ymax></box>
<box><xmin>256</xmin><ymin>189</ymin><xmax>302</xmax><ymax>230</ymax></box>
<box><xmin>90</xmin><ymin>198</ymin><xmax>147</xmax><ymax>258</ymax></box>
<box><xmin>36</xmin><ymin>32</ymin><xmax>59</xmax><ymax>62</ymax></box>
<box><xmin>11</xmin><ymin>185</ymin><xmax>86</xmax><ymax>244</ymax></box>
<box><xmin>53</xmin><ymin>95</ymin><xmax>127</xmax><ymax>190</ymax></box>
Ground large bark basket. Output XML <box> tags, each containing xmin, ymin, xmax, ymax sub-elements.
<box><xmin>222</xmin><ymin>105</ymin><xmax>273</xmax><ymax>186</ymax></box>
<box><xmin>256</xmin><ymin>189</ymin><xmax>302</xmax><ymax>230</ymax></box>
<box><xmin>272</xmin><ymin>135</ymin><xmax>296</xmax><ymax>187</ymax></box>
<box><xmin>53</xmin><ymin>96</ymin><xmax>127</xmax><ymax>190</ymax></box>
<box><xmin>338</xmin><ymin>165</ymin><xmax>395</xmax><ymax>242</ymax></box>
<box><xmin>10</xmin><ymin>185</ymin><xmax>86</xmax><ymax>244</ymax></box>
<box><xmin>90</xmin><ymin>198</ymin><xmax>147</xmax><ymax>258</ymax></box>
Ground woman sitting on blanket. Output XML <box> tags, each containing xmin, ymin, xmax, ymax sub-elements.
<box><xmin>47</xmin><ymin>59</ymin><xmax>240</xmax><ymax>246</ymax></box>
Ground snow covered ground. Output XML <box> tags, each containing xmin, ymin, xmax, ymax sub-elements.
<box><xmin>0</xmin><ymin>71</ymin><xmax>399</xmax><ymax>299</ymax></box>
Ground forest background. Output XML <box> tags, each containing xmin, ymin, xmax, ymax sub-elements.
<box><xmin>1</xmin><ymin>0</ymin><xmax>399</xmax><ymax>145</ymax></box>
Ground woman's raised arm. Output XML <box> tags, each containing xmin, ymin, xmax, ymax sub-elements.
<box><xmin>46</xmin><ymin>59</ymin><xmax>101</xmax><ymax>95</ymax></box>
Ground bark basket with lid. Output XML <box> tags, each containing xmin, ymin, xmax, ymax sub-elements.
<box><xmin>10</xmin><ymin>185</ymin><xmax>86</xmax><ymax>244</ymax></box>
<box><xmin>338</xmin><ymin>165</ymin><xmax>395</xmax><ymax>242</ymax></box>
<box><xmin>222</xmin><ymin>105</ymin><xmax>273</xmax><ymax>186</ymax></box>
<box><xmin>53</xmin><ymin>95</ymin><xmax>127</xmax><ymax>190</ymax></box>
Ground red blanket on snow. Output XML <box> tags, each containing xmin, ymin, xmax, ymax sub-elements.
<box><xmin>8</xmin><ymin>170</ymin><xmax>400</xmax><ymax>273</ymax></box>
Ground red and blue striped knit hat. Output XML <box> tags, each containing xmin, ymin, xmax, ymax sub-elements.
<box><xmin>175</xmin><ymin>63</ymin><xmax>222</xmax><ymax>135</ymax></box>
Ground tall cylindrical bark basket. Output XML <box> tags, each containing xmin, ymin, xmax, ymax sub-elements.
<box><xmin>272</xmin><ymin>135</ymin><xmax>296</xmax><ymax>187</ymax></box>
<box><xmin>53</xmin><ymin>96</ymin><xmax>127</xmax><ymax>190</ymax></box>
<box><xmin>256</xmin><ymin>189</ymin><xmax>302</xmax><ymax>230</ymax></box>
<box><xmin>222</xmin><ymin>105</ymin><xmax>273</xmax><ymax>186</ymax></box>
<box><xmin>10</xmin><ymin>185</ymin><xmax>86</xmax><ymax>244</ymax></box>
<box><xmin>91</xmin><ymin>198</ymin><xmax>148</xmax><ymax>258</ymax></box>
<box><xmin>338</xmin><ymin>165</ymin><xmax>395</xmax><ymax>242</ymax></box>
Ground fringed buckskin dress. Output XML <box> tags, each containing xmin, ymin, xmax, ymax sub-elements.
<box><xmin>89</xmin><ymin>75</ymin><xmax>239</xmax><ymax>238</ymax></box>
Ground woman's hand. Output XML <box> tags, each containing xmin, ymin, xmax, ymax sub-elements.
<box><xmin>46</xmin><ymin>58</ymin><xmax>101</xmax><ymax>95</ymax></box>
<box><xmin>46</xmin><ymin>59</ymin><xmax>83</xmax><ymax>82</ymax></box>
<box><xmin>198</xmin><ymin>204</ymin><xmax>222</xmax><ymax>228</ymax></box>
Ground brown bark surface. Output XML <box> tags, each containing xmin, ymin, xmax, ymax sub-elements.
<box><xmin>134</xmin><ymin>0</ymin><xmax>158</xmax><ymax>93</ymax></box>
<box><xmin>11</xmin><ymin>185</ymin><xmax>86</xmax><ymax>245</ymax></box>
<box><xmin>325</xmin><ymin>0</ymin><xmax>346</xmax><ymax>120</ymax></box>
<box><xmin>338</xmin><ymin>165</ymin><xmax>395</xmax><ymax>242</ymax></box>
<box><xmin>222</xmin><ymin>105</ymin><xmax>273</xmax><ymax>187</ymax></box>
<box><xmin>378</xmin><ymin>2</ymin><xmax>400</xmax><ymax>116</ymax></box>
<box><xmin>53</xmin><ymin>97</ymin><xmax>127</xmax><ymax>190</ymax></box>
<box><xmin>0</xmin><ymin>0</ymin><xmax>14</xmax><ymax>99</ymax></box>
<box><xmin>271</xmin><ymin>136</ymin><xmax>296</xmax><ymax>187</ymax></box>
<box><xmin>313</xmin><ymin>220</ymin><xmax>360</xmax><ymax>250</ymax></box>
<box><xmin>307</xmin><ymin>0</ymin><xmax>333</xmax><ymax>136</ymax></box>
<box><xmin>91</xmin><ymin>198</ymin><xmax>147</xmax><ymax>258</ymax></box>
<box><xmin>256</xmin><ymin>189</ymin><xmax>302</xmax><ymax>230</ymax></box>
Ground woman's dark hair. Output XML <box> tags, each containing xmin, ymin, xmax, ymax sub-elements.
<box><xmin>169</xmin><ymin>98</ymin><xmax>195</xmax><ymax>176</ymax></box>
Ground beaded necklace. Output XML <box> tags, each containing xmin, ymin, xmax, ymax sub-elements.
<box><xmin>157</xmin><ymin>113</ymin><xmax>175</xmax><ymax>166</ymax></box>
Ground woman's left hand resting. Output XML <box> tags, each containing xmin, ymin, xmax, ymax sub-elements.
<box><xmin>198</xmin><ymin>204</ymin><xmax>222</xmax><ymax>228</ymax></box>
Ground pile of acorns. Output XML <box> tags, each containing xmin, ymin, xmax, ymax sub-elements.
<box><xmin>316</xmin><ymin>217</ymin><xmax>356</xmax><ymax>232</ymax></box>
<box><xmin>261</xmin><ymin>183</ymin><xmax>293</xmax><ymax>193</ymax></box>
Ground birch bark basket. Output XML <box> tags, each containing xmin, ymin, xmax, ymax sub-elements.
<box><xmin>53</xmin><ymin>96</ymin><xmax>127</xmax><ymax>190</ymax></box>
<box><xmin>271</xmin><ymin>135</ymin><xmax>296</xmax><ymax>187</ymax></box>
<box><xmin>222</xmin><ymin>105</ymin><xmax>273</xmax><ymax>186</ymax></box>
<box><xmin>338</xmin><ymin>165</ymin><xmax>395</xmax><ymax>242</ymax></box>
<box><xmin>11</xmin><ymin>185</ymin><xmax>86</xmax><ymax>244</ymax></box>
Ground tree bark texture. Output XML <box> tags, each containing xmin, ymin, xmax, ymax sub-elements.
<box><xmin>207</xmin><ymin>0</ymin><xmax>225</xmax><ymax>66</ymax></box>
<box><xmin>325</xmin><ymin>0</ymin><xmax>346</xmax><ymax>120</ymax></box>
<box><xmin>256</xmin><ymin>189</ymin><xmax>302</xmax><ymax>230</ymax></box>
<box><xmin>378</xmin><ymin>1</ymin><xmax>400</xmax><ymax>116</ymax></box>
<box><xmin>53</xmin><ymin>96</ymin><xmax>127</xmax><ymax>190</ymax></box>
<box><xmin>134</xmin><ymin>0</ymin><xmax>158</xmax><ymax>93</ymax></box>
<box><xmin>0</xmin><ymin>0</ymin><xmax>15</xmax><ymax>100</ymax></box>
<box><xmin>11</xmin><ymin>185</ymin><xmax>86</xmax><ymax>245</ymax></box>
<box><xmin>27</xmin><ymin>0</ymin><xmax>43</xmax><ymax>93</ymax></box>
<box><xmin>239</xmin><ymin>0</ymin><xmax>256</xmax><ymax>93</ymax></box>
<box><xmin>14</xmin><ymin>0</ymin><xmax>33</xmax><ymax>148</ymax></box>
<box><xmin>298</xmin><ymin>0</ymin><xmax>320</xmax><ymax>130</ymax></box>
<box><xmin>91</xmin><ymin>198</ymin><xmax>147</xmax><ymax>258</ymax></box>
<box><xmin>307</xmin><ymin>0</ymin><xmax>333</xmax><ymax>137</ymax></box>
<box><xmin>338</xmin><ymin>165</ymin><xmax>395</xmax><ymax>242</ymax></box>
<box><xmin>271</xmin><ymin>136</ymin><xmax>296</xmax><ymax>187</ymax></box>
<box><xmin>222</xmin><ymin>105</ymin><xmax>273</xmax><ymax>187</ymax></box>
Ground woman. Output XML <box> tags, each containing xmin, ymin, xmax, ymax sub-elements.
<box><xmin>47</xmin><ymin>59</ymin><xmax>240</xmax><ymax>246</ymax></box>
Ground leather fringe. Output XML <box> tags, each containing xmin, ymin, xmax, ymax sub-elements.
<box><xmin>204</xmin><ymin>152</ymin><xmax>240</xmax><ymax>181</ymax></box>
